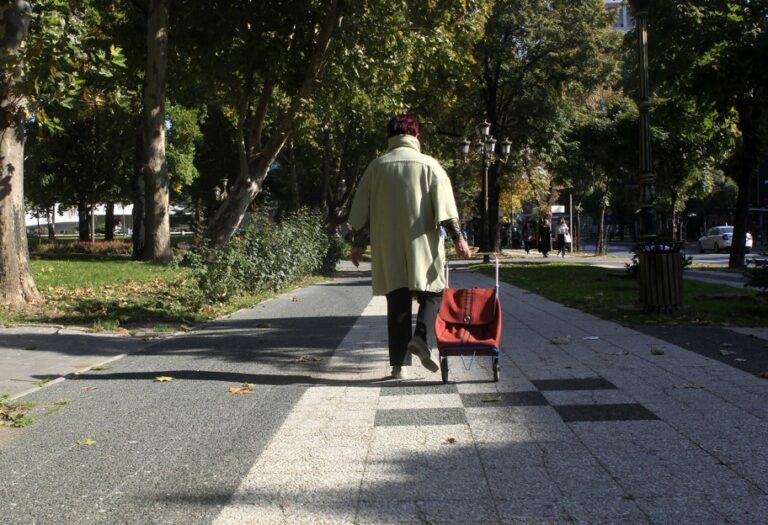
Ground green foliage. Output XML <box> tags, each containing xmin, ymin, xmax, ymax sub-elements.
<box><xmin>183</xmin><ymin>208</ymin><xmax>340</xmax><ymax>301</ymax></box>
<box><xmin>166</xmin><ymin>104</ymin><xmax>203</xmax><ymax>192</ymax></box>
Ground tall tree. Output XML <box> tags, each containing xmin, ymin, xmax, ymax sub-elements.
<box><xmin>647</xmin><ymin>0</ymin><xmax>768</xmax><ymax>267</ymax></box>
<box><xmin>0</xmin><ymin>1</ymin><xmax>37</xmax><ymax>304</ymax></box>
<box><xmin>1</xmin><ymin>0</ymin><xmax>125</xmax><ymax>305</ymax></box>
<box><xmin>141</xmin><ymin>0</ymin><xmax>171</xmax><ymax>261</ymax></box>
<box><xmin>170</xmin><ymin>0</ymin><xmax>342</xmax><ymax>246</ymax></box>
<box><xmin>468</xmin><ymin>0</ymin><xmax>619</xmax><ymax>252</ymax></box>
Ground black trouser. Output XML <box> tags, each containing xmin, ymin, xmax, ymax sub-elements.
<box><xmin>385</xmin><ymin>288</ymin><xmax>442</xmax><ymax>366</ymax></box>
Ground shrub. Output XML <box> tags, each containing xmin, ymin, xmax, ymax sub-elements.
<box><xmin>31</xmin><ymin>240</ymin><xmax>133</xmax><ymax>257</ymax></box>
<box><xmin>744</xmin><ymin>259</ymin><xmax>768</xmax><ymax>290</ymax></box>
<box><xmin>182</xmin><ymin>208</ymin><xmax>341</xmax><ymax>301</ymax></box>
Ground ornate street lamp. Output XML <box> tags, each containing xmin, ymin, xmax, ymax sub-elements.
<box><xmin>459</xmin><ymin>123</ymin><xmax>512</xmax><ymax>263</ymax></box>
<box><xmin>630</xmin><ymin>0</ymin><xmax>655</xmax><ymax>241</ymax></box>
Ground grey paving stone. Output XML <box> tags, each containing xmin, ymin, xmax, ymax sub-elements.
<box><xmin>541</xmin><ymin>389</ymin><xmax>636</xmax><ymax>406</ymax></box>
<box><xmin>554</xmin><ymin>403</ymin><xmax>659</xmax><ymax>422</ymax></box>
<box><xmin>379</xmin><ymin>383</ymin><xmax>459</xmax><ymax>396</ymax></box>
<box><xmin>374</xmin><ymin>408</ymin><xmax>468</xmax><ymax>427</ymax></box>
<box><xmin>461</xmin><ymin>391</ymin><xmax>549</xmax><ymax>408</ymax></box>
<box><xmin>634</xmin><ymin>496</ymin><xmax>726</xmax><ymax>525</ymax></box>
<box><xmin>530</xmin><ymin>377</ymin><xmax>617</xmax><ymax>391</ymax></box>
<box><xmin>559</xmin><ymin>495</ymin><xmax>649</xmax><ymax>524</ymax></box>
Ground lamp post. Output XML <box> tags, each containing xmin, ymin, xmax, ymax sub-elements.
<box><xmin>460</xmin><ymin>121</ymin><xmax>512</xmax><ymax>263</ymax></box>
<box><xmin>630</xmin><ymin>0</ymin><xmax>655</xmax><ymax>242</ymax></box>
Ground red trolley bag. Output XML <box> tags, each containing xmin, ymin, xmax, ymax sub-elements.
<box><xmin>435</xmin><ymin>257</ymin><xmax>502</xmax><ymax>383</ymax></box>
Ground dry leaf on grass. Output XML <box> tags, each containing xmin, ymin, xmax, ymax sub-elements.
<box><xmin>154</xmin><ymin>376</ymin><xmax>174</xmax><ymax>382</ymax></box>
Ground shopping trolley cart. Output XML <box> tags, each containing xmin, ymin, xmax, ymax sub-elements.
<box><xmin>435</xmin><ymin>256</ymin><xmax>502</xmax><ymax>383</ymax></box>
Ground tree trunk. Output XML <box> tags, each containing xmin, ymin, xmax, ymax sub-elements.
<box><xmin>132</xmin><ymin>121</ymin><xmax>146</xmax><ymax>259</ymax></box>
<box><xmin>141</xmin><ymin>0</ymin><xmax>171</xmax><ymax>262</ymax></box>
<box><xmin>595</xmin><ymin>202</ymin><xmax>607</xmax><ymax>255</ymax></box>
<box><xmin>0</xmin><ymin>1</ymin><xmax>39</xmax><ymax>305</ymax></box>
<box><xmin>206</xmin><ymin>0</ymin><xmax>340</xmax><ymax>246</ymax></box>
<box><xmin>46</xmin><ymin>206</ymin><xmax>55</xmax><ymax>240</ymax></box>
<box><xmin>104</xmin><ymin>202</ymin><xmax>115</xmax><ymax>241</ymax></box>
<box><xmin>729</xmin><ymin>101</ymin><xmax>760</xmax><ymax>269</ymax></box>
<box><xmin>287</xmin><ymin>138</ymin><xmax>300</xmax><ymax>211</ymax></box>
<box><xmin>78</xmin><ymin>202</ymin><xmax>90</xmax><ymax>241</ymax></box>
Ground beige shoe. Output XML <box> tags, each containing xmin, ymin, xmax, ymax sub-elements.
<box><xmin>407</xmin><ymin>337</ymin><xmax>439</xmax><ymax>373</ymax></box>
<box><xmin>391</xmin><ymin>366</ymin><xmax>408</xmax><ymax>379</ymax></box>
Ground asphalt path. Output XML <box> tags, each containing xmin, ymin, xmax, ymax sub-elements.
<box><xmin>0</xmin><ymin>270</ymin><xmax>372</xmax><ymax>524</ymax></box>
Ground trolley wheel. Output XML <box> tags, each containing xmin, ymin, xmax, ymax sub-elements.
<box><xmin>492</xmin><ymin>357</ymin><xmax>500</xmax><ymax>382</ymax></box>
<box><xmin>440</xmin><ymin>356</ymin><xmax>449</xmax><ymax>384</ymax></box>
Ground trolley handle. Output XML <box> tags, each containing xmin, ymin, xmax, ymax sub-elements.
<box><xmin>445</xmin><ymin>254</ymin><xmax>500</xmax><ymax>289</ymax></box>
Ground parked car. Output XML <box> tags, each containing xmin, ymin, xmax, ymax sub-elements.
<box><xmin>697</xmin><ymin>226</ymin><xmax>752</xmax><ymax>253</ymax></box>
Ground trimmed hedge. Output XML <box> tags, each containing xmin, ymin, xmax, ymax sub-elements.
<box><xmin>183</xmin><ymin>208</ymin><xmax>342</xmax><ymax>301</ymax></box>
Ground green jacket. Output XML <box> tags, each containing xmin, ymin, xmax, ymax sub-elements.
<box><xmin>348</xmin><ymin>135</ymin><xmax>459</xmax><ymax>295</ymax></box>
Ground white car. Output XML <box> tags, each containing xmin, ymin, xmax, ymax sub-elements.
<box><xmin>697</xmin><ymin>226</ymin><xmax>752</xmax><ymax>253</ymax></box>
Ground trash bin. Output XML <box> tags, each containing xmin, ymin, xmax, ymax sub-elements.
<box><xmin>638</xmin><ymin>241</ymin><xmax>684</xmax><ymax>312</ymax></box>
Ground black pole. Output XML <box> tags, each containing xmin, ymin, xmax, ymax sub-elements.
<box><xmin>482</xmin><ymin>150</ymin><xmax>490</xmax><ymax>264</ymax></box>
<box><xmin>632</xmin><ymin>0</ymin><xmax>655</xmax><ymax>241</ymax></box>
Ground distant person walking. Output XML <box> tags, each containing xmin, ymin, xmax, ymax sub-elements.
<box><xmin>348</xmin><ymin>114</ymin><xmax>471</xmax><ymax>379</ymax></box>
<box><xmin>522</xmin><ymin>219</ymin><xmax>535</xmax><ymax>255</ymax></box>
<box><xmin>556</xmin><ymin>217</ymin><xmax>571</xmax><ymax>257</ymax></box>
<box><xmin>539</xmin><ymin>217</ymin><xmax>552</xmax><ymax>258</ymax></box>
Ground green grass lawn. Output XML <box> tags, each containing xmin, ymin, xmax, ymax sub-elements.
<box><xmin>32</xmin><ymin>258</ymin><xmax>175</xmax><ymax>289</ymax></box>
<box><xmin>0</xmin><ymin>255</ymin><xmax>319</xmax><ymax>332</ymax></box>
<box><xmin>476</xmin><ymin>262</ymin><xmax>768</xmax><ymax>327</ymax></box>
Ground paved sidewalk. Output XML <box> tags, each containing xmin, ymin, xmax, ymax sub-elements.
<box><xmin>3</xmin><ymin>264</ymin><xmax>768</xmax><ymax>523</ymax></box>
<box><xmin>214</xmin><ymin>268</ymin><xmax>768</xmax><ymax>523</ymax></box>
<box><xmin>0</xmin><ymin>326</ymin><xmax>143</xmax><ymax>398</ymax></box>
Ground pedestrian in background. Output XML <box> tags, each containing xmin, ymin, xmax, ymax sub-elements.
<box><xmin>348</xmin><ymin>114</ymin><xmax>471</xmax><ymax>379</ymax></box>
<box><xmin>539</xmin><ymin>216</ymin><xmax>552</xmax><ymax>258</ymax></box>
<box><xmin>522</xmin><ymin>219</ymin><xmax>535</xmax><ymax>255</ymax></box>
<box><xmin>556</xmin><ymin>217</ymin><xmax>570</xmax><ymax>257</ymax></box>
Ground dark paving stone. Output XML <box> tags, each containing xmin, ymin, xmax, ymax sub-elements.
<box><xmin>379</xmin><ymin>383</ymin><xmax>459</xmax><ymax>396</ymax></box>
<box><xmin>531</xmin><ymin>378</ymin><xmax>617</xmax><ymax>391</ymax></box>
<box><xmin>632</xmin><ymin>325</ymin><xmax>768</xmax><ymax>376</ymax></box>
<box><xmin>460</xmin><ymin>391</ymin><xmax>548</xmax><ymax>408</ymax></box>
<box><xmin>374</xmin><ymin>408</ymin><xmax>467</xmax><ymax>426</ymax></box>
<box><xmin>554</xmin><ymin>404</ymin><xmax>659</xmax><ymax>423</ymax></box>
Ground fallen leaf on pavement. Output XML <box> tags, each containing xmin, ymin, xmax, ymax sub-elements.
<box><xmin>444</xmin><ymin>437</ymin><xmax>456</xmax><ymax>445</ymax></box>
<box><xmin>154</xmin><ymin>376</ymin><xmax>174</xmax><ymax>382</ymax></box>
<box><xmin>735</xmin><ymin>358</ymin><xmax>747</xmax><ymax>362</ymax></box>
<box><xmin>81</xmin><ymin>386</ymin><xmax>98</xmax><ymax>392</ymax></box>
<box><xmin>78</xmin><ymin>438</ymin><xmax>97</xmax><ymax>446</ymax></box>
<box><xmin>549</xmin><ymin>335</ymin><xmax>572</xmax><ymax>345</ymax></box>
<box><xmin>229</xmin><ymin>385</ymin><xmax>254</xmax><ymax>395</ymax></box>
<box><xmin>721</xmin><ymin>343</ymin><xmax>734</xmax><ymax>347</ymax></box>
<box><xmin>756</xmin><ymin>372</ymin><xmax>768</xmax><ymax>379</ymax></box>
<box><xmin>718</xmin><ymin>349</ymin><xmax>737</xmax><ymax>356</ymax></box>
<box><xmin>291</xmin><ymin>296</ymin><xmax>300</xmax><ymax>302</ymax></box>
<box><xmin>673</xmin><ymin>384</ymin><xmax>704</xmax><ymax>389</ymax></box>
<box><xmin>482</xmin><ymin>395</ymin><xmax>502</xmax><ymax>403</ymax></box>
<box><xmin>611</xmin><ymin>351</ymin><xmax>629</xmax><ymax>356</ymax></box>
<box><xmin>650</xmin><ymin>347</ymin><xmax>665</xmax><ymax>356</ymax></box>
<box><xmin>294</xmin><ymin>356</ymin><xmax>322</xmax><ymax>363</ymax></box>
<box><xmin>583</xmin><ymin>336</ymin><xmax>600</xmax><ymax>340</ymax></box>
<box><xmin>90</xmin><ymin>365</ymin><xmax>111</xmax><ymax>371</ymax></box>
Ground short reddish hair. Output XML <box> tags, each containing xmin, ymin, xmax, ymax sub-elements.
<box><xmin>387</xmin><ymin>114</ymin><xmax>421</xmax><ymax>138</ymax></box>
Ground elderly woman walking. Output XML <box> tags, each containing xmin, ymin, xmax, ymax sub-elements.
<box><xmin>348</xmin><ymin>115</ymin><xmax>471</xmax><ymax>379</ymax></box>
